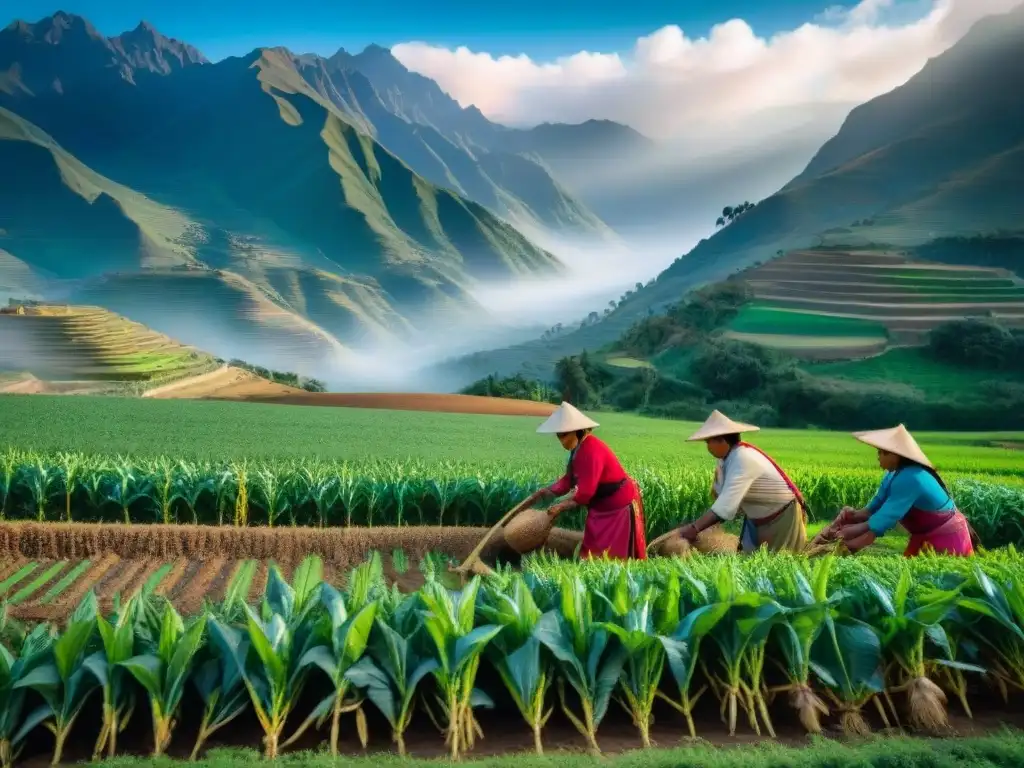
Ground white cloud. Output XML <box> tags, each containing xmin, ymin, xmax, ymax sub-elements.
<box><xmin>391</xmin><ymin>0</ymin><xmax>1022</xmax><ymax>140</ymax></box>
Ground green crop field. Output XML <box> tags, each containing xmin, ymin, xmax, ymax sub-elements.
<box><xmin>0</xmin><ymin>395</ymin><xmax>1022</xmax><ymax>546</ymax></box>
<box><xmin>726</xmin><ymin>305</ymin><xmax>889</xmax><ymax>339</ymax></box>
<box><xmin>3</xmin><ymin>551</ymin><xmax>1024</xmax><ymax>764</ymax></box>
<box><xmin>4</xmin><ymin>395</ymin><xmax>1021</xmax><ymax>476</ymax></box>
<box><xmin>806</xmin><ymin>347</ymin><xmax>1022</xmax><ymax>397</ymax></box>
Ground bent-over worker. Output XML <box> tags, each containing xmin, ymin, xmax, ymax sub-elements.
<box><xmin>677</xmin><ymin>410</ymin><xmax>807</xmax><ymax>553</ymax></box>
<box><xmin>522</xmin><ymin>402</ymin><xmax>647</xmax><ymax>560</ymax></box>
<box><xmin>824</xmin><ymin>425</ymin><xmax>976</xmax><ymax>556</ymax></box>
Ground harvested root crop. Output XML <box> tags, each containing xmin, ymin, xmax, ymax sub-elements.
<box><xmin>904</xmin><ymin>676</ymin><xmax>949</xmax><ymax>733</ymax></box>
<box><xmin>503</xmin><ymin>508</ymin><xmax>554</xmax><ymax>554</ymax></box>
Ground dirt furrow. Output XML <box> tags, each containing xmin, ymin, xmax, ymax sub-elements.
<box><xmin>248</xmin><ymin>561</ymin><xmax>269</xmax><ymax>605</ymax></box>
<box><xmin>174</xmin><ymin>557</ymin><xmax>227</xmax><ymax>616</ymax></box>
<box><xmin>0</xmin><ymin>557</ymin><xmax>27</xmax><ymax>584</ymax></box>
<box><xmin>167</xmin><ymin>559</ymin><xmax>204</xmax><ymax>602</ymax></box>
<box><xmin>154</xmin><ymin>558</ymin><xmax>189</xmax><ymax>597</ymax></box>
<box><xmin>96</xmin><ymin>559</ymin><xmax>152</xmax><ymax>613</ymax></box>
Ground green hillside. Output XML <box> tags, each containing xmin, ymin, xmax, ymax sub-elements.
<box><xmin>0</xmin><ymin>303</ymin><xmax>219</xmax><ymax>382</ymax></box>
<box><xmin>0</xmin><ymin>22</ymin><xmax>571</xmax><ymax>372</ymax></box>
<box><xmin>459</xmin><ymin>280</ymin><xmax>1024</xmax><ymax>433</ymax></box>
<box><xmin>308</xmin><ymin>60</ymin><xmax>616</xmax><ymax>241</ymax></box>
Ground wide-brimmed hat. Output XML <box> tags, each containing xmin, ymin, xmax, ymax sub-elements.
<box><xmin>686</xmin><ymin>410</ymin><xmax>760</xmax><ymax>442</ymax></box>
<box><xmin>536</xmin><ymin>402</ymin><xmax>599</xmax><ymax>434</ymax></box>
<box><xmin>853</xmin><ymin>424</ymin><xmax>933</xmax><ymax>469</ymax></box>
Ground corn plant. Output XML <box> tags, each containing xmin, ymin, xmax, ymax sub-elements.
<box><xmin>289</xmin><ymin>583</ymin><xmax>378</xmax><ymax>754</ymax></box>
<box><xmin>702</xmin><ymin>562</ymin><xmax>785</xmax><ymax>737</ymax></box>
<box><xmin>84</xmin><ymin>592</ymin><xmax>139</xmax><ymax>759</ymax></box>
<box><xmin>190</xmin><ymin>621</ymin><xmax>249</xmax><ymax>761</ymax></box>
<box><xmin>215</xmin><ymin>563</ymin><xmax>322</xmax><ymax>758</ymax></box>
<box><xmin>0</xmin><ymin>624</ymin><xmax>55</xmax><ymax>768</ymax></box>
<box><xmin>594</xmin><ymin>569</ymin><xmax>669</xmax><ymax>748</ymax></box>
<box><xmin>14</xmin><ymin>604</ymin><xmax>99</xmax><ymax>764</ymax></box>
<box><xmin>866</xmin><ymin>569</ymin><xmax>964</xmax><ymax>733</ymax></box>
<box><xmin>957</xmin><ymin>566</ymin><xmax>1024</xmax><ymax>699</ymax></box>
<box><xmin>418</xmin><ymin>576</ymin><xmax>501</xmax><ymax>760</ymax></box>
<box><xmin>765</xmin><ymin>557</ymin><xmax>839</xmax><ymax>734</ymax></box>
<box><xmin>534</xmin><ymin>573</ymin><xmax>628</xmax><ymax>755</ymax></box>
<box><xmin>120</xmin><ymin>603</ymin><xmax>207</xmax><ymax>755</ymax></box>
<box><xmin>345</xmin><ymin>594</ymin><xmax>438</xmax><ymax>756</ymax></box>
<box><xmin>479</xmin><ymin>576</ymin><xmax>552</xmax><ymax>754</ymax></box>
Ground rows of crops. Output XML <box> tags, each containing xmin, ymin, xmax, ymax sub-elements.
<box><xmin>2</xmin><ymin>450</ymin><xmax>1023</xmax><ymax>544</ymax></box>
<box><xmin>2</xmin><ymin>550</ymin><xmax>1024</xmax><ymax>766</ymax></box>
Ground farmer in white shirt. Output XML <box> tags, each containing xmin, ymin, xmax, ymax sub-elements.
<box><xmin>677</xmin><ymin>410</ymin><xmax>808</xmax><ymax>553</ymax></box>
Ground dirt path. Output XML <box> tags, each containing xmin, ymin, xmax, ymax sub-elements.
<box><xmin>142</xmin><ymin>365</ymin><xmax>304</xmax><ymax>399</ymax></box>
<box><xmin>230</xmin><ymin>391</ymin><xmax>559</xmax><ymax>416</ymax></box>
<box><xmin>0</xmin><ymin>374</ymin><xmax>45</xmax><ymax>394</ymax></box>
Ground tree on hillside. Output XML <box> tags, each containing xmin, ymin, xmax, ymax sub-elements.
<box><xmin>555</xmin><ymin>356</ymin><xmax>595</xmax><ymax>407</ymax></box>
<box><xmin>715</xmin><ymin>201</ymin><xmax>756</xmax><ymax>228</ymax></box>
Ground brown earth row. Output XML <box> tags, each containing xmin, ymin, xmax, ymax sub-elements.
<box><xmin>175</xmin><ymin>557</ymin><xmax>227</xmax><ymax>615</ymax></box>
<box><xmin>218</xmin><ymin>392</ymin><xmax>558</xmax><ymax>416</ymax></box>
<box><xmin>96</xmin><ymin>558</ymin><xmax>151</xmax><ymax>614</ymax></box>
<box><xmin>155</xmin><ymin>558</ymin><xmax>189</xmax><ymax>597</ymax></box>
<box><xmin>0</xmin><ymin>522</ymin><xmax>511</xmax><ymax>571</ymax></box>
<box><xmin>0</xmin><ymin>556</ymin><xmax>27</xmax><ymax>584</ymax></box>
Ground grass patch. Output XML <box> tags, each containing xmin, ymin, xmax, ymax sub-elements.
<box><xmin>97</xmin><ymin>731</ymin><xmax>1024</xmax><ymax>767</ymax></box>
<box><xmin>38</xmin><ymin>558</ymin><xmax>91</xmax><ymax>604</ymax></box>
<box><xmin>0</xmin><ymin>562</ymin><xmax>37</xmax><ymax>596</ymax></box>
<box><xmin>728</xmin><ymin>304</ymin><xmax>889</xmax><ymax>338</ymax></box>
<box><xmin>806</xmin><ymin>347</ymin><xmax>1020</xmax><ymax>398</ymax></box>
<box><xmin>9</xmin><ymin>561</ymin><xmax>66</xmax><ymax>605</ymax></box>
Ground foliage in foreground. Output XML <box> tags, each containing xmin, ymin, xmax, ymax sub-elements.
<box><xmin>89</xmin><ymin>732</ymin><xmax>1024</xmax><ymax>768</ymax></box>
<box><xmin>1</xmin><ymin>450</ymin><xmax>1022</xmax><ymax>546</ymax></box>
<box><xmin>2</xmin><ymin>550</ymin><xmax>1024</xmax><ymax>765</ymax></box>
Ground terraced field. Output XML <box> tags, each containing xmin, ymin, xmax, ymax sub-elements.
<box><xmin>736</xmin><ymin>249</ymin><xmax>1024</xmax><ymax>357</ymax></box>
<box><xmin>0</xmin><ymin>303</ymin><xmax>220</xmax><ymax>382</ymax></box>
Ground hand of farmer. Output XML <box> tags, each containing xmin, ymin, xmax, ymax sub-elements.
<box><xmin>547</xmin><ymin>500</ymin><xmax>573</xmax><ymax>518</ymax></box>
<box><xmin>678</xmin><ymin>523</ymin><xmax>699</xmax><ymax>542</ymax></box>
<box><xmin>842</xmin><ymin>528</ymin><xmax>876</xmax><ymax>553</ymax></box>
<box><xmin>839</xmin><ymin>522</ymin><xmax>875</xmax><ymax>552</ymax></box>
<box><xmin>839</xmin><ymin>506</ymin><xmax>858</xmax><ymax>524</ymax></box>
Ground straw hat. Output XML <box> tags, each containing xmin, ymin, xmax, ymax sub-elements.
<box><xmin>853</xmin><ymin>424</ymin><xmax>933</xmax><ymax>469</ymax></box>
<box><xmin>536</xmin><ymin>402</ymin><xmax>599</xmax><ymax>434</ymax></box>
<box><xmin>686</xmin><ymin>410</ymin><xmax>760</xmax><ymax>442</ymax></box>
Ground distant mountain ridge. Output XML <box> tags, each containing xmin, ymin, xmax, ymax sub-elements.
<box><xmin>0</xmin><ymin>13</ymin><xmax>584</xmax><ymax>379</ymax></box>
<box><xmin>0</xmin><ymin>11</ymin><xmax>206</xmax><ymax>95</ymax></box>
<box><xmin>430</xmin><ymin>2</ymin><xmax>1024</xmax><ymax>385</ymax></box>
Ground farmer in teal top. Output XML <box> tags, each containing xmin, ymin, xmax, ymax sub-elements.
<box><xmin>822</xmin><ymin>425</ymin><xmax>976</xmax><ymax>556</ymax></box>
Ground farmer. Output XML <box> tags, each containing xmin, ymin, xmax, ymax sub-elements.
<box><xmin>823</xmin><ymin>425</ymin><xmax>976</xmax><ymax>556</ymax></box>
<box><xmin>677</xmin><ymin>410</ymin><xmax>807</xmax><ymax>553</ymax></box>
<box><xmin>523</xmin><ymin>402</ymin><xmax>648</xmax><ymax>560</ymax></box>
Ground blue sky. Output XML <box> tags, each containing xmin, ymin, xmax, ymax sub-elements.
<box><xmin>6</xmin><ymin>0</ymin><xmax>862</xmax><ymax>61</ymax></box>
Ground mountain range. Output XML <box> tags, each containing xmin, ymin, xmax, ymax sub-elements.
<box><xmin>437</xmin><ymin>1</ymin><xmax>1024</xmax><ymax>384</ymax></box>
<box><xmin>0</xmin><ymin>11</ymin><xmax>649</xmax><ymax>377</ymax></box>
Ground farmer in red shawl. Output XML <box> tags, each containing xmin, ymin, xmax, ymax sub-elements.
<box><xmin>822</xmin><ymin>425</ymin><xmax>976</xmax><ymax>557</ymax></box>
<box><xmin>524</xmin><ymin>402</ymin><xmax>647</xmax><ymax>560</ymax></box>
<box><xmin>677</xmin><ymin>410</ymin><xmax>807</xmax><ymax>553</ymax></box>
